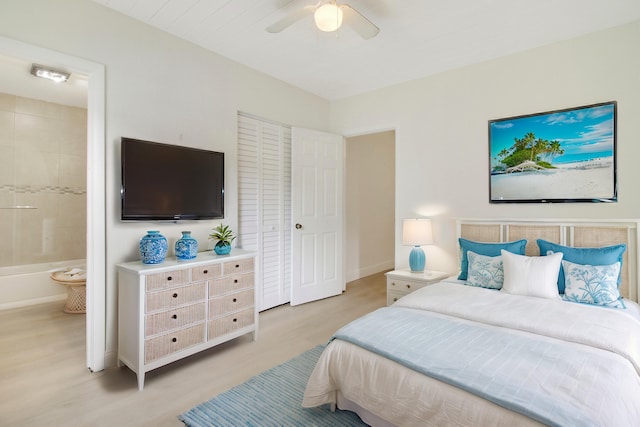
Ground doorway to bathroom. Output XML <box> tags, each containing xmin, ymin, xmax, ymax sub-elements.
<box><xmin>0</xmin><ymin>57</ymin><xmax>88</xmax><ymax>308</ymax></box>
<box><xmin>0</xmin><ymin>36</ymin><xmax>106</xmax><ymax>372</ymax></box>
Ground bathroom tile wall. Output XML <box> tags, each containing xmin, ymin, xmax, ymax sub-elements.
<box><xmin>0</xmin><ymin>92</ymin><xmax>86</xmax><ymax>268</ymax></box>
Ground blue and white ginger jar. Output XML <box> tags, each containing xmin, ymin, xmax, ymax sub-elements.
<box><xmin>139</xmin><ymin>230</ymin><xmax>168</xmax><ymax>264</ymax></box>
<box><xmin>175</xmin><ymin>231</ymin><xmax>198</xmax><ymax>261</ymax></box>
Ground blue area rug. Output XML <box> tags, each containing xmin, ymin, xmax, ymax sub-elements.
<box><xmin>179</xmin><ymin>345</ymin><xmax>368</xmax><ymax>427</ymax></box>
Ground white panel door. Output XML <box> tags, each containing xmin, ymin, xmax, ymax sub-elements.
<box><xmin>291</xmin><ymin>127</ymin><xmax>344</xmax><ymax>306</ymax></box>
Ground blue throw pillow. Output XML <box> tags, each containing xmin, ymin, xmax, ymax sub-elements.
<box><xmin>458</xmin><ymin>238</ymin><xmax>527</xmax><ymax>280</ymax></box>
<box><xmin>536</xmin><ymin>239</ymin><xmax>626</xmax><ymax>294</ymax></box>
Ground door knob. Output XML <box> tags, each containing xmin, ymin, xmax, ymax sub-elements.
<box><xmin>295</xmin><ymin>223</ymin><xmax>302</xmax><ymax>229</ymax></box>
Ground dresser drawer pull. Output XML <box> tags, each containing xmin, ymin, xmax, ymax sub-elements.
<box><xmin>171</xmin><ymin>314</ymin><xmax>177</xmax><ymax>319</ymax></box>
<box><xmin>232</xmin><ymin>298</ymin><xmax>237</xmax><ymax>303</ymax></box>
<box><xmin>172</xmin><ymin>337</ymin><xmax>177</xmax><ymax>343</ymax></box>
<box><xmin>234</xmin><ymin>279</ymin><xmax>238</xmax><ymax>283</ymax></box>
<box><xmin>173</xmin><ymin>293</ymin><xmax>178</xmax><ymax>298</ymax></box>
<box><xmin>167</xmin><ymin>276</ymin><xmax>172</xmax><ymax>281</ymax></box>
<box><xmin>393</xmin><ymin>297</ymin><xmax>399</xmax><ymax>302</ymax></box>
<box><xmin>406</xmin><ymin>284</ymin><xmax>411</xmax><ymax>289</ymax></box>
<box><xmin>391</xmin><ymin>282</ymin><xmax>396</xmax><ymax>287</ymax></box>
<box><xmin>233</xmin><ymin>318</ymin><xmax>238</xmax><ymax>322</ymax></box>
<box><xmin>203</xmin><ymin>269</ymin><xmax>208</xmax><ymax>274</ymax></box>
<box><xmin>235</xmin><ymin>264</ymin><xmax>240</xmax><ymax>268</ymax></box>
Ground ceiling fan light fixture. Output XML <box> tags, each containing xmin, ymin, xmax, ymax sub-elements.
<box><xmin>314</xmin><ymin>3</ymin><xmax>343</xmax><ymax>32</ymax></box>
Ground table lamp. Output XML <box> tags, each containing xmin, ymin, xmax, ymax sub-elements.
<box><xmin>402</xmin><ymin>219</ymin><xmax>433</xmax><ymax>272</ymax></box>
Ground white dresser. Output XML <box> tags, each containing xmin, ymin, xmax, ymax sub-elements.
<box><xmin>117</xmin><ymin>249</ymin><xmax>256</xmax><ymax>390</ymax></box>
<box><xmin>385</xmin><ymin>269</ymin><xmax>450</xmax><ymax>306</ymax></box>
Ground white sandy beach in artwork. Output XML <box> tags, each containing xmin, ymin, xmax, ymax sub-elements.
<box><xmin>491</xmin><ymin>158</ymin><xmax>615</xmax><ymax>200</ymax></box>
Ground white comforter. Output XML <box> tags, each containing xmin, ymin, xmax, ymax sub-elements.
<box><xmin>303</xmin><ymin>281</ymin><xmax>640</xmax><ymax>426</ymax></box>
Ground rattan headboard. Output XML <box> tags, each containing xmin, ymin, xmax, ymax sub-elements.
<box><xmin>457</xmin><ymin>219</ymin><xmax>640</xmax><ymax>302</ymax></box>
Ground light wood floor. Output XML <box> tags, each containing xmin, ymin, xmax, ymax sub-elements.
<box><xmin>0</xmin><ymin>272</ymin><xmax>387</xmax><ymax>427</ymax></box>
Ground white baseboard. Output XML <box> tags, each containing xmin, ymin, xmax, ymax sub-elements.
<box><xmin>346</xmin><ymin>260</ymin><xmax>394</xmax><ymax>283</ymax></box>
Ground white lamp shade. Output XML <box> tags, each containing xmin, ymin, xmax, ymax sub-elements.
<box><xmin>402</xmin><ymin>219</ymin><xmax>433</xmax><ymax>246</ymax></box>
<box><xmin>314</xmin><ymin>3</ymin><xmax>343</xmax><ymax>32</ymax></box>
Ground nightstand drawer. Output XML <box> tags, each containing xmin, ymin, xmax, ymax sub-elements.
<box><xmin>385</xmin><ymin>269</ymin><xmax>450</xmax><ymax>307</ymax></box>
<box><xmin>387</xmin><ymin>290</ymin><xmax>406</xmax><ymax>306</ymax></box>
<box><xmin>387</xmin><ymin>279</ymin><xmax>427</xmax><ymax>293</ymax></box>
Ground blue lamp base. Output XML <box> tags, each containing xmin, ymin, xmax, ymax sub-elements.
<box><xmin>409</xmin><ymin>245</ymin><xmax>425</xmax><ymax>272</ymax></box>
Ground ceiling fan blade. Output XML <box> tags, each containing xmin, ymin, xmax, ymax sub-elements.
<box><xmin>340</xmin><ymin>4</ymin><xmax>380</xmax><ymax>39</ymax></box>
<box><xmin>266</xmin><ymin>5</ymin><xmax>316</xmax><ymax>33</ymax></box>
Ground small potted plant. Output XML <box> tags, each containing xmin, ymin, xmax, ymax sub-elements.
<box><xmin>209</xmin><ymin>223</ymin><xmax>236</xmax><ymax>255</ymax></box>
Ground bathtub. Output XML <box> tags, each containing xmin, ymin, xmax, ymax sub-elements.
<box><xmin>0</xmin><ymin>259</ymin><xmax>86</xmax><ymax>310</ymax></box>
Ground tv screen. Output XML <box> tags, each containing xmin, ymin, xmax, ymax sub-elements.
<box><xmin>121</xmin><ymin>137</ymin><xmax>224</xmax><ymax>220</ymax></box>
<box><xmin>489</xmin><ymin>101</ymin><xmax>617</xmax><ymax>203</ymax></box>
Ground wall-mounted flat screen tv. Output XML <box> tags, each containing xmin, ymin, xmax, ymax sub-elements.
<box><xmin>121</xmin><ymin>137</ymin><xmax>224</xmax><ymax>220</ymax></box>
<box><xmin>489</xmin><ymin>101</ymin><xmax>617</xmax><ymax>203</ymax></box>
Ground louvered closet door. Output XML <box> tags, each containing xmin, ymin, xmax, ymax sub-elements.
<box><xmin>237</xmin><ymin>113</ymin><xmax>292</xmax><ymax>311</ymax></box>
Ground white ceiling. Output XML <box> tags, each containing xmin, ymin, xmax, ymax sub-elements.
<box><xmin>89</xmin><ymin>0</ymin><xmax>640</xmax><ymax>100</ymax></box>
<box><xmin>2</xmin><ymin>1</ymin><xmax>639</xmax><ymax>106</ymax></box>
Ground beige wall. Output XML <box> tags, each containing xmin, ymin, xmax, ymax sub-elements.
<box><xmin>330</xmin><ymin>20</ymin><xmax>640</xmax><ymax>276</ymax></box>
<box><xmin>0</xmin><ymin>0</ymin><xmax>331</xmax><ymax>361</ymax></box>
<box><xmin>345</xmin><ymin>131</ymin><xmax>395</xmax><ymax>281</ymax></box>
<box><xmin>0</xmin><ymin>93</ymin><xmax>87</xmax><ymax>268</ymax></box>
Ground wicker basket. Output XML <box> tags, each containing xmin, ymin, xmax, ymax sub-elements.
<box><xmin>50</xmin><ymin>270</ymin><xmax>87</xmax><ymax>314</ymax></box>
<box><xmin>63</xmin><ymin>284</ymin><xmax>86</xmax><ymax>314</ymax></box>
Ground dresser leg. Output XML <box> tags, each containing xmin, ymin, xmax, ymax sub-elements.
<box><xmin>137</xmin><ymin>372</ymin><xmax>145</xmax><ymax>391</ymax></box>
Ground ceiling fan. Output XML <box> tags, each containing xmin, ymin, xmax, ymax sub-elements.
<box><xmin>266</xmin><ymin>1</ymin><xmax>380</xmax><ymax>40</ymax></box>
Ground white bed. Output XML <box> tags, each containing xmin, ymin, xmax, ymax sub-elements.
<box><xmin>302</xmin><ymin>219</ymin><xmax>640</xmax><ymax>426</ymax></box>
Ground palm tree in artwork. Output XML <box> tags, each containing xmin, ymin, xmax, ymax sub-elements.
<box><xmin>494</xmin><ymin>132</ymin><xmax>565</xmax><ymax>173</ymax></box>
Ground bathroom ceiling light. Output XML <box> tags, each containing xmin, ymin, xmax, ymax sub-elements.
<box><xmin>30</xmin><ymin>64</ymin><xmax>70</xmax><ymax>83</ymax></box>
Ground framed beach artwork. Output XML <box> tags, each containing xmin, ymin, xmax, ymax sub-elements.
<box><xmin>489</xmin><ymin>101</ymin><xmax>617</xmax><ymax>203</ymax></box>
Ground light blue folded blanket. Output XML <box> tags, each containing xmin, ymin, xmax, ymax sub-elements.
<box><xmin>333</xmin><ymin>305</ymin><xmax>640</xmax><ymax>427</ymax></box>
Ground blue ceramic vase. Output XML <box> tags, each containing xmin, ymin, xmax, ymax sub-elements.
<box><xmin>139</xmin><ymin>230</ymin><xmax>168</xmax><ymax>264</ymax></box>
<box><xmin>214</xmin><ymin>241</ymin><xmax>232</xmax><ymax>255</ymax></box>
<box><xmin>175</xmin><ymin>231</ymin><xmax>198</xmax><ymax>261</ymax></box>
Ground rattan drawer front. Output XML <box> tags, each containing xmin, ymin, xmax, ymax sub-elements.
<box><xmin>145</xmin><ymin>269</ymin><xmax>189</xmax><ymax>292</ymax></box>
<box><xmin>207</xmin><ymin>308</ymin><xmax>254</xmax><ymax>340</ymax></box>
<box><xmin>145</xmin><ymin>283</ymin><xmax>206</xmax><ymax>313</ymax></box>
<box><xmin>209</xmin><ymin>272</ymin><xmax>254</xmax><ymax>297</ymax></box>
<box><xmin>144</xmin><ymin>322</ymin><xmax>205</xmax><ymax>363</ymax></box>
<box><xmin>222</xmin><ymin>258</ymin><xmax>254</xmax><ymax>275</ymax></box>
<box><xmin>191</xmin><ymin>263</ymin><xmax>222</xmax><ymax>282</ymax></box>
<box><xmin>208</xmin><ymin>289</ymin><xmax>254</xmax><ymax>318</ymax></box>
<box><xmin>145</xmin><ymin>302</ymin><xmax>206</xmax><ymax>337</ymax></box>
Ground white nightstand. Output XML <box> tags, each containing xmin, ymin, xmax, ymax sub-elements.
<box><xmin>385</xmin><ymin>269</ymin><xmax>450</xmax><ymax>306</ymax></box>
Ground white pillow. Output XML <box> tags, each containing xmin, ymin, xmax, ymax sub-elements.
<box><xmin>466</xmin><ymin>250</ymin><xmax>504</xmax><ymax>289</ymax></box>
<box><xmin>500</xmin><ymin>250</ymin><xmax>563</xmax><ymax>299</ymax></box>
